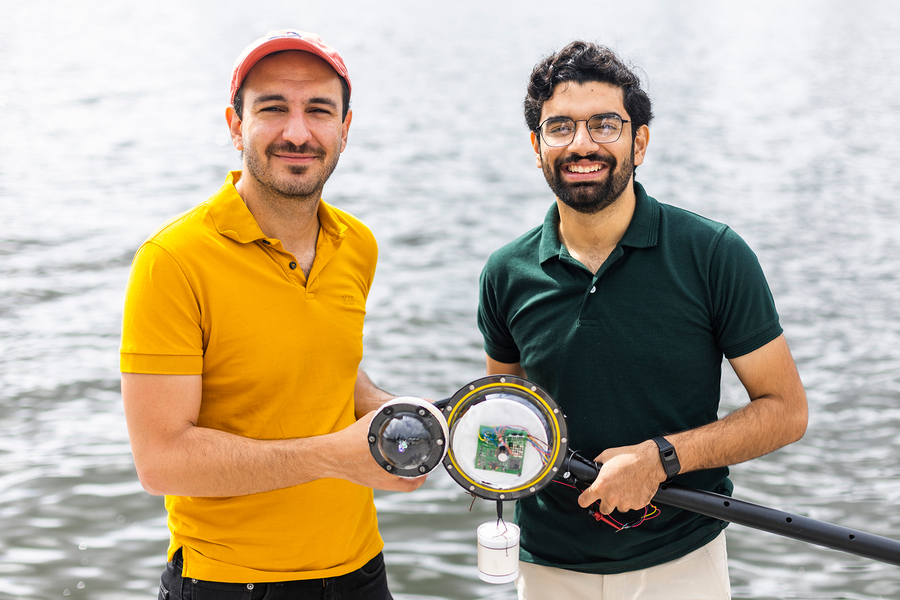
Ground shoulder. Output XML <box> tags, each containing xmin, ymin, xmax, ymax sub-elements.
<box><xmin>326</xmin><ymin>203</ymin><xmax>376</xmax><ymax>243</ymax></box>
<box><xmin>484</xmin><ymin>223</ymin><xmax>543</xmax><ymax>273</ymax></box>
<box><xmin>146</xmin><ymin>201</ymin><xmax>216</xmax><ymax>249</ymax></box>
<box><xmin>134</xmin><ymin>178</ymin><xmax>240</xmax><ymax>270</ymax></box>
<box><xmin>319</xmin><ymin>201</ymin><xmax>378</xmax><ymax>267</ymax></box>
<box><xmin>655</xmin><ymin>201</ymin><xmax>756</xmax><ymax>257</ymax></box>
<box><xmin>657</xmin><ymin>202</ymin><xmax>730</xmax><ymax>241</ymax></box>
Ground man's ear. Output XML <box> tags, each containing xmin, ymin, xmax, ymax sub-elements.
<box><xmin>339</xmin><ymin>109</ymin><xmax>353</xmax><ymax>153</ymax></box>
<box><xmin>531</xmin><ymin>131</ymin><xmax>542</xmax><ymax>168</ymax></box>
<box><xmin>225</xmin><ymin>106</ymin><xmax>243</xmax><ymax>152</ymax></box>
<box><xmin>633</xmin><ymin>124</ymin><xmax>649</xmax><ymax>167</ymax></box>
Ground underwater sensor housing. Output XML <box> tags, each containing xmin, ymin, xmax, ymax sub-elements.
<box><xmin>367</xmin><ymin>396</ymin><xmax>449</xmax><ymax>477</ymax></box>
<box><xmin>441</xmin><ymin>375</ymin><xmax>568</xmax><ymax>501</ymax></box>
<box><xmin>366</xmin><ymin>376</ymin><xmax>569</xmax><ymax>584</ymax></box>
<box><xmin>366</xmin><ymin>376</ymin><xmax>568</xmax><ymax>491</ymax></box>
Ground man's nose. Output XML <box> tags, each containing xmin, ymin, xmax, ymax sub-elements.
<box><xmin>282</xmin><ymin>112</ymin><xmax>313</xmax><ymax>146</ymax></box>
<box><xmin>568</xmin><ymin>120</ymin><xmax>601</xmax><ymax>154</ymax></box>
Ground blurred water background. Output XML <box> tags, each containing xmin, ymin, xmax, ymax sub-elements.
<box><xmin>2</xmin><ymin>0</ymin><xmax>900</xmax><ymax>598</ymax></box>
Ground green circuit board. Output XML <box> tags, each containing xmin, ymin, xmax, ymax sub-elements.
<box><xmin>475</xmin><ymin>426</ymin><xmax>527</xmax><ymax>475</ymax></box>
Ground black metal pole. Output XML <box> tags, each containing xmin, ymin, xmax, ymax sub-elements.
<box><xmin>564</xmin><ymin>453</ymin><xmax>900</xmax><ymax>567</ymax></box>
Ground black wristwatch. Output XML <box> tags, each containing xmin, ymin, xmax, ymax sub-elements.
<box><xmin>652</xmin><ymin>436</ymin><xmax>681</xmax><ymax>481</ymax></box>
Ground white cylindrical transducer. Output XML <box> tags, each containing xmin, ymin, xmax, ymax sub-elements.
<box><xmin>476</xmin><ymin>521</ymin><xmax>520</xmax><ymax>584</ymax></box>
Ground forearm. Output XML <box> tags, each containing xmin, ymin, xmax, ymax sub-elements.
<box><xmin>667</xmin><ymin>393</ymin><xmax>807</xmax><ymax>474</ymax></box>
<box><xmin>135</xmin><ymin>419</ymin><xmax>426</xmax><ymax>497</ymax></box>
<box><xmin>582</xmin><ymin>336</ymin><xmax>807</xmax><ymax>513</ymax></box>
<box><xmin>136</xmin><ymin>424</ymin><xmax>345</xmax><ymax>497</ymax></box>
<box><xmin>123</xmin><ymin>373</ymin><xmax>423</xmax><ymax>498</ymax></box>
<box><xmin>354</xmin><ymin>368</ymin><xmax>395</xmax><ymax>418</ymax></box>
<box><xmin>667</xmin><ymin>334</ymin><xmax>809</xmax><ymax>474</ymax></box>
<box><xmin>583</xmin><ymin>397</ymin><xmax>806</xmax><ymax>513</ymax></box>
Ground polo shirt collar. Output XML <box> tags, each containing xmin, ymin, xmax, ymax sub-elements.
<box><xmin>538</xmin><ymin>181</ymin><xmax>660</xmax><ymax>264</ymax></box>
<box><xmin>209</xmin><ymin>171</ymin><xmax>348</xmax><ymax>244</ymax></box>
<box><xmin>209</xmin><ymin>171</ymin><xmax>266</xmax><ymax>243</ymax></box>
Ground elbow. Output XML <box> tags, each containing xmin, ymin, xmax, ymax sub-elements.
<box><xmin>787</xmin><ymin>393</ymin><xmax>809</xmax><ymax>445</ymax></box>
<box><xmin>132</xmin><ymin>459</ymin><xmax>172</xmax><ymax>497</ymax></box>
<box><xmin>792</xmin><ymin>409</ymin><xmax>808</xmax><ymax>444</ymax></box>
<box><xmin>135</xmin><ymin>469</ymin><xmax>166</xmax><ymax>497</ymax></box>
<box><xmin>785</xmin><ymin>418</ymin><xmax>807</xmax><ymax>447</ymax></box>
<box><xmin>138</xmin><ymin>478</ymin><xmax>167</xmax><ymax>497</ymax></box>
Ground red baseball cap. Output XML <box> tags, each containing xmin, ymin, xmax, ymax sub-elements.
<box><xmin>230</xmin><ymin>29</ymin><xmax>351</xmax><ymax>104</ymax></box>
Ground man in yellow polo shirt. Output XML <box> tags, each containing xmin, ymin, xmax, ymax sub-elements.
<box><xmin>120</xmin><ymin>30</ymin><xmax>423</xmax><ymax>599</ymax></box>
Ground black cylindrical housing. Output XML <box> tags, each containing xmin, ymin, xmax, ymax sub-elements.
<box><xmin>563</xmin><ymin>454</ymin><xmax>900</xmax><ymax>567</ymax></box>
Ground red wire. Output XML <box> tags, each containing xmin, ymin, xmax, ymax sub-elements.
<box><xmin>552</xmin><ymin>480</ymin><xmax>660</xmax><ymax>531</ymax></box>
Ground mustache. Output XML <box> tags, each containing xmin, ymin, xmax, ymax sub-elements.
<box><xmin>556</xmin><ymin>153</ymin><xmax>616</xmax><ymax>169</ymax></box>
<box><xmin>266</xmin><ymin>142</ymin><xmax>326</xmax><ymax>158</ymax></box>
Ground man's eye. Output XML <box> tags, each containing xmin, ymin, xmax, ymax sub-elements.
<box><xmin>589</xmin><ymin>117</ymin><xmax>621</xmax><ymax>133</ymax></box>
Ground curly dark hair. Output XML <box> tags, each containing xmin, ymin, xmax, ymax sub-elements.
<box><xmin>524</xmin><ymin>41</ymin><xmax>653</xmax><ymax>141</ymax></box>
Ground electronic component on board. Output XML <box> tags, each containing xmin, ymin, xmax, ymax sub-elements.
<box><xmin>475</xmin><ymin>426</ymin><xmax>527</xmax><ymax>476</ymax></box>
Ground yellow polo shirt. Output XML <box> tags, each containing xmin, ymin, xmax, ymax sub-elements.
<box><xmin>120</xmin><ymin>171</ymin><xmax>383</xmax><ymax>582</ymax></box>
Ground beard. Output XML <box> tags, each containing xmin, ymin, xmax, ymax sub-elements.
<box><xmin>542</xmin><ymin>144</ymin><xmax>635</xmax><ymax>215</ymax></box>
<box><xmin>243</xmin><ymin>140</ymin><xmax>340</xmax><ymax>200</ymax></box>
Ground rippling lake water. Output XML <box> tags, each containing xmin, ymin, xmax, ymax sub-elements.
<box><xmin>2</xmin><ymin>1</ymin><xmax>900</xmax><ymax>598</ymax></box>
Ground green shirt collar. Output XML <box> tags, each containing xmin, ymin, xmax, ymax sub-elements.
<box><xmin>538</xmin><ymin>181</ymin><xmax>660</xmax><ymax>264</ymax></box>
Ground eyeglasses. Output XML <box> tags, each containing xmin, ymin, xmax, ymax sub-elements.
<box><xmin>536</xmin><ymin>114</ymin><xmax>631</xmax><ymax>147</ymax></box>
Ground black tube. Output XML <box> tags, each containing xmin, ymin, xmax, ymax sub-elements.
<box><xmin>433</xmin><ymin>397</ymin><xmax>451</xmax><ymax>410</ymax></box>
<box><xmin>563</xmin><ymin>453</ymin><xmax>900</xmax><ymax>567</ymax></box>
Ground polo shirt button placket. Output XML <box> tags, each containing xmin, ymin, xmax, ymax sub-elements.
<box><xmin>590</xmin><ymin>285</ymin><xmax>596</xmax><ymax>294</ymax></box>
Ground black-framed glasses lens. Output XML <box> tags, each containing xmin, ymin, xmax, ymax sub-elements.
<box><xmin>539</xmin><ymin>115</ymin><xmax>626</xmax><ymax>147</ymax></box>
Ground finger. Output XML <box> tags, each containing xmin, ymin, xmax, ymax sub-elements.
<box><xmin>407</xmin><ymin>474</ymin><xmax>428</xmax><ymax>490</ymax></box>
<box><xmin>597</xmin><ymin>445</ymin><xmax>630</xmax><ymax>464</ymax></box>
<box><xmin>403</xmin><ymin>473</ymin><xmax>428</xmax><ymax>487</ymax></box>
<box><xmin>578</xmin><ymin>483</ymin><xmax>600</xmax><ymax>508</ymax></box>
<box><xmin>598</xmin><ymin>499</ymin><xmax>614</xmax><ymax>515</ymax></box>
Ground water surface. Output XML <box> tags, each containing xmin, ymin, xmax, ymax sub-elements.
<box><xmin>1</xmin><ymin>1</ymin><xmax>900</xmax><ymax>598</ymax></box>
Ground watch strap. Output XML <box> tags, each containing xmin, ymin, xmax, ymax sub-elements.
<box><xmin>652</xmin><ymin>436</ymin><xmax>681</xmax><ymax>481</ymax></box>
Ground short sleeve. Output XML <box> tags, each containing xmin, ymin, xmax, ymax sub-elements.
<box><xmin>477</xmin><ymin>257</ymin><xmax>521</xmax><ymax>364</ymax></box>
<box><xmin>120</xmin><ymin>242</ymin><xmax>204</xmax><ymax>374</ymax></box>
<box><xmin>363</xmin><ymin>232</ymin><xmax>378</xmax><ymax>299</ymax></box>
<box><xmin>710</xmin><ymin>228</ymin><xmax>783</xmax><ymax>359</ymax></box>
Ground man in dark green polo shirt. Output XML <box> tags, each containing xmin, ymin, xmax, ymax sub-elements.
<box><xmin>477</xmin><ymin>41</ymin><xmax>808</xmax><ymax>599</ymax></box>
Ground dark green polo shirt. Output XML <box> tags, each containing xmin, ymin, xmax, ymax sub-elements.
<box><xmin>478</xmin><ymin>182</ymin><xmax>782</xmax><ymax>574</ymax></box>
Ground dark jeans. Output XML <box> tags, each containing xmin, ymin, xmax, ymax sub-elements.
<box><xmin>158</xmin><ymin>548</ymin><xmax>393</xmax><ymax>600</ymax></box>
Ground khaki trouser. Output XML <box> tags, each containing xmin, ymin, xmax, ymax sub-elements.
<box><xmin>516</xmin><ymin>532</ymin><xmax>730</xmax><ymax>600</ymax></box>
